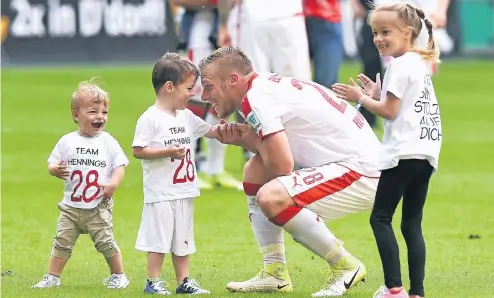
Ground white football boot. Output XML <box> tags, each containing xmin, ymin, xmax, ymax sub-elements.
<box><xmin>226</xmin><ymin>262</ymin><xmax>292</xmax><ymax>293</ymax></box>
<box><xmin>312</xmin><ymin>255</ymin><xmax>367</xmax><ymax>297</ymax></box>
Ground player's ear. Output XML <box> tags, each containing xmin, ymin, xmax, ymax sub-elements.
<box><xmin>229</xmin><ymin>73</ymin><xmax>239</xmax><ymax>85</ymax></box>
<box><xmin>164</xmin><ymin>81</ymin><xmax>174</xmax><ymax>93</ymax></box>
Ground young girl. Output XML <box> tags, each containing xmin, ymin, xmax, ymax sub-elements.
<box><xmin>332</xmin><ymin>2</ymin><xmax>442</xmax><ymax>298</ymax></box>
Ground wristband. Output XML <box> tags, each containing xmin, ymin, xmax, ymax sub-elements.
<box><xmin>356</xmin><ymin>95</ymin><xmax>366</xmax><ymax>111</ymax></box>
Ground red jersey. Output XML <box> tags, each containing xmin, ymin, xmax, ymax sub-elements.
<box><xmin>303</xmin><ymin>0</ymin><xmax>341</xmax><ymax>23</ymax></box>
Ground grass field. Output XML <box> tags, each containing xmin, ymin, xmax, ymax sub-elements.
<box><xmin>2</xmin><ymin>61</ymin><xmax>494</xmax><ymax>298</ymax></box>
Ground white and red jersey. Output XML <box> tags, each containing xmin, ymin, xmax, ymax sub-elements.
<box><xmin>132</xmin><ymin>105</ymin><xmax>211</xmax><ymax>203</ymax></box>
<box><xmin>239</xmin><ymin>73</ymin><xmax>382</xmax><ymax>176</ymax></box>
<box><xmin>240</xmin><ymin>0</ymin><xmax>303</xmax><ymax>21</ymax></box>
<box><xmin>48</xmin><ymin>131</ymin><xmax>129</xmax><ymax>209</ymax></box>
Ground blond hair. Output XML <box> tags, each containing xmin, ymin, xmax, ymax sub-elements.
<box><xmin>71</xmin><ymin>77</ymin><xmax>109</xmax><ymax>123</ymax></box>
<box><xmin>369</xmin><ymin>2</ymin><xmax>441</xmax><ymax>63</ymax></box>
<box><xmin>199</xmin><ymin>46</ymin><xmax>253</xmax><ymax>77</ymax></box>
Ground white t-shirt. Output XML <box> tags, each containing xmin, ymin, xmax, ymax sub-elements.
<box><xmin>380</xmin><ymin>52</ymin><xmax>442</xmax><ymax>170</ymax></box>
<box><xmin>48</xmin><ymin>131</ymin><xmax>129</xmax><ymax>209</ymax></box>
<box><xmin>240</xmin><ymin>0</ymin><xmax>303</xmax><ymax>21</ymax></box>
<box><xmin>132</xmin><ymin>106</ymin><xmax>211</xmax><ymax>203</ymax></box>
<box><xmin>239</xmin><ymin>73</ymin><xmax>382</xmax><ymax>177</ymax></box>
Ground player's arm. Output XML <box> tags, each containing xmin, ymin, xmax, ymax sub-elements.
<box><xmin>241</xmin><ymin>95</ymin><xmax>294</xmax><ymax>176</ymax></box>
<box><xmin>256</xmin><ymin>132</ymin><xmax>294</xmax><ymax>176</ymax></box>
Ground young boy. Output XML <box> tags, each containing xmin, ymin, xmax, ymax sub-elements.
<box><xmin>32</xmin><ymin>79</ymin><xmax>130</xmax><ymax>289</ymax></box>
<box><xmin>133</xmin><ymin>52</ymin><xmax>218</xmax><ymax>295</ymax></box>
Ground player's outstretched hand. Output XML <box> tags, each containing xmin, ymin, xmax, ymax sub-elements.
<box><xmin>217</xmin><ymin>120</ymin><xmax>242</xmax><ymax>145</ymax></box>
<box><xmin>357</xmin><ymin>73</ymin><xmax>381</xmax><ymax>100</ymax></box>
<box><xmin>166</xmin><ymin>143</ymin><xmax>186</xmax><ymax>160</ymax></box>
<box><xmin>332</xmin><ymin>78</ymin><xmax>364</xmax><ymax>103</ymax></box>
<box><xmin>48</xmin><ymin>160</ymin><xmax>69</xmax><ymax>180</ymax></box>
<box><xmin>98</xmin><ymin>183</ymin><xmax>116</xmax><ymax>199</ymax></box>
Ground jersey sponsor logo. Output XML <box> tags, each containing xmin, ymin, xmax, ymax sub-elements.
<box><xmin>246</xmin><ymin>111</ymin><xmax>262</xmax><ymax>135</ymax></box>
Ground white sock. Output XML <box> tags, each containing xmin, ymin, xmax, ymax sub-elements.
<box><xmin>247</xmin><ymin>195</ymin><xmax>286</xmax><ymax>265</ymax></box>
<box><xmin>280</xmin><ymin>207</ymin><xmax>349</xmax><ymax>265</ymax></box>
<box><xmin>204</xmin><ymin>113</ymin><xmax>225</xmax><ymax>175</ymax></box>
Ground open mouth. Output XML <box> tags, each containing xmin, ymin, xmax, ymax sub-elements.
<box><xmin>377</xmin><ymin>44</ymin><xmax>388</xmax><ymax>51</ymax></box>
<box><xmin>92</xmin><ymin>121</ymin><xmax>104</xmax><ymax>129</ymax></box>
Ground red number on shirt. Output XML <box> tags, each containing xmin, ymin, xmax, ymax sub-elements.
<box><xmin>290</xmin><ymin>78</ymin><xmax>347</xmax><ymax>114</ymax></box>
<box><xmin>70</xmin><ymin>170</ymin><xmax>101</xmax><ymax>203</ymax></box>
<box><xmin>173</xmin><ymin>149</ymin><xmax>195</xmax><ymax>184</ymax></box>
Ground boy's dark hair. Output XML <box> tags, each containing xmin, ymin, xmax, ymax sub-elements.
<box><xmin>152</xmin><ymin>52</ymin><xmax>200</xmax><ymax>93</ymax></box>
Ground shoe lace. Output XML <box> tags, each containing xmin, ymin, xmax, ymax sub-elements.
<box><xmin>183</xmin><ymin>279</ymin><xmax>202</xmax><ymax>291</ymax></box>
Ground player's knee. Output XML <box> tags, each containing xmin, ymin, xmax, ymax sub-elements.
<box><xmin>256</xmin><ymin>180</ymin><xmax>290</xmax><ymax>212</ymax></box>
<box><xmin>243</xmin><ymin>155</ymin><xmax>266</xmax><ymax>184</ymax></box>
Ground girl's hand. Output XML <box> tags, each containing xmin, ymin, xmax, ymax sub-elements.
<box><xmin>332</xmin><ymin>78</ymin><xmax>364</xmax><ymax>103</ymax></box>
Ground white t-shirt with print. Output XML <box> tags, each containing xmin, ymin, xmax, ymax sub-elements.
<box><xmin>132</xmin><ymin>106</ymin><xmax>211</xmax><ymax>203</ymax></box>
<box><xmin>380</xmin><ymin>52</ymin><xmax>442</xmax><ymax>170</ymax></box>
<box><xmin>48</xmin><ymin>131</ymin><xmax>129</xmax><ymax>209</ymax></box>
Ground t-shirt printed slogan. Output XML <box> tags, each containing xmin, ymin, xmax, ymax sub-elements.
<box><xmin>163</xmin><ymin>126</ymin><xmax>191</xmax><ymax>146</ymax></box>
<box><xmin>415</xmin><ymin>74</ymin><xmax>442</xmax><ymax>141</ymax></box>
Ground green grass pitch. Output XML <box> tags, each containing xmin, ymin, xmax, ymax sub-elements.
<box><xmin>2</xmin><ymin>61</ymin><xmax>494</xmax><ymax>297</ymax></box>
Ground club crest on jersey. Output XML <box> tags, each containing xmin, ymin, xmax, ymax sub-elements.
<box><xmin>247</xmin><ymin>111</ymin><xmax>262</xmax><ymax>134</ymax></box>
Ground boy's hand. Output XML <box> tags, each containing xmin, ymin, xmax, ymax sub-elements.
<box><xmin>166</xmin><ymin>143</ymin><xmax>186</xmax><ymax>160</ymax></box>
<box><xmin>98</xmin><ymin>183</ymin><xmax>117</xmax><ymax>199</ymax></box>
<box><xmin>49</xmin><ymin>160</ymin><xmax>69</xmax><ymax>180</ymax></box>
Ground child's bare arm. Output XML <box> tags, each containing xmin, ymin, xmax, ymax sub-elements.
<box><xmin>133</xmin><ymin>145</ymin><xmax>186</xmax><ymax>160</ymax></box>
<box><xmin>99</xmin><ymin>165</ymin><xmax>125</xmax><ymax>199</ymax></box>
<box><xmin>204</xmin><ymin>124</ymin><xmax>220</xmax><ymax>139</ymax></box>
<box><xmin>48</xmin><ymin>160</ymin><xmax>69</xmax><ymax>180</ymax></box>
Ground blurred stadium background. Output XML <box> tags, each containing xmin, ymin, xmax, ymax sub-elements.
<box><xmin>1</xmin><ymin>0</ymin><xmax>494</xmax><ymax>297</ymax></box>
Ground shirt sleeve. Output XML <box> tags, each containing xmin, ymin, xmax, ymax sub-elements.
<box><xmin>132</xmin><ymin>114</ymin><xmax>153</xmax><ymax>148</ymax></box>
<box><xmin>47</xmin><ymin>137</ymin><xmax>64</xmax><ymax>164</ymax></box>
<box><xmin>241</xmin><ymin>89</ymin><xmax>285</xmax><ymax>139</ymax></box>
<box><xmin>186</xmin><ymin>109</ymin><xmax>212</xmax><ymax>139</ymax></box>
<box><xmin>108</xmin><ymin>135</ymin><xmax>130</xmax><ymax>170</ymax></box>
<box><xmin>384</xmin><ymin>58</ymin><xmax>410</xmax><ymax>100</ymax></box>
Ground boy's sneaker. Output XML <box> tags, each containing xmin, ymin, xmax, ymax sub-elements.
<box><xmin>144</xmin><ymin>280</ymin><xmax>172</xmax><ymax>295</ymax></box>
<box><xmin>373</xmin><ymin>286</ymin><xmax>408</xmax><ymax>298</ymax></box>
<box><xmin>176</xmin><ymin>277</ymin><xmax>210</xmax><ymax>295</ymax></box>
<box><xmin>32</xmin><ymin>273</ymin><xmax>61</xmax><ymax>288</ymax></box>
<box><xmin>104</xmin><ymin>273</ymin><xmax>130</xmax><ymax>289</ymax></box>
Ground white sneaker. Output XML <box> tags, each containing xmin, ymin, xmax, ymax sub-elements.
<box><xmin>104</xmin><ymin>273</ymin><xmax>130</xmax><ymax>289</ymax></box>
<box><xmin>312</xmin><ymin>256</ymin><xmax>366</xmax><ymax>297</ymax></box>
<box><xmin>144</xmin><ymin>280</ymin><xmax>172</xmax><ymax>295</ymax></box>
<box><xmin>32</xmin><ymin>273</ymin><xmax>61</xmax><ymax>288</ymax></box>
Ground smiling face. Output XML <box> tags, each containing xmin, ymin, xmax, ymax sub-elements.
<box><xmin>73</xmin><ymin>98</ymin><xmax>108</xmax><ymax>137</ymax></box>
<box><xmin>370</xmin><ymin>10</ymin><xmax>412</xmax><ymax>58</ymax></box>
<box><xmin>164</xmin><ymin>74</ymin><xmax>198</xmax><ymax>110</ymax></box>
<box><xmin>200</xmin><ymin>65</ymin><xmax>239</xmax><ymax>119</ymax></box>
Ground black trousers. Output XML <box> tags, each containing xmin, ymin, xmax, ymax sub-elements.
<box><xmin>357</xmin><ymin>16</ymin><xmax>382</xmax><ymax>127</ymax></box>
<box><xmin>370</xmin><ymin>159</ymin><xmax>434</xmax><ymax>297</ymax></box>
